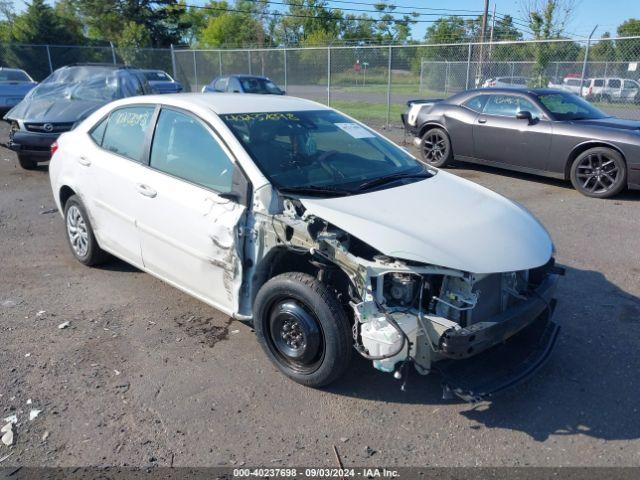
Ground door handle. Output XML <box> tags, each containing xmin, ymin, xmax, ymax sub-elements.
<box><xmin>78</xmin><ymin>156</ymin><xmax>91</xmax><ymax>166</ymax></box>
<box><xmin>477</xmin><ymin>117</ymin><xmax>487</xmax><ymax>124</ymax></box>
<box><xmin>136</xmin><ymin>184</ymin><xmax>157</xmax><ymax>198</ymax></box>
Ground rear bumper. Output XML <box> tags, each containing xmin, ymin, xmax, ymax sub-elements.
<box><xmin>8</xmin><ymin>130</ymin><xmax>58</xmax><ymax>158</ymax></box>
<box><xmin>400</xmin><ymin>113</ymin><xmax>419</xmax><ymax>136</ymax></box>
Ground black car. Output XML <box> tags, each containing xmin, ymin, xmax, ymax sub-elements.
<box><xmin>402</xmin><ymin>88</ymin><xmax>640</xmax><ymax>198</ymax></box>
<box><xmin>4</xmin><ymin>64</ymin><xmax>152</xmax><ymax>170</ymax></box>
<box><xmin>202</xmin><ymin>75</ymin><xmax>284</xmax><ymax>95</ymax></box>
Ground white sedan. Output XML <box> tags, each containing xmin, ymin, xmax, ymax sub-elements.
<box><xmin>49</xmin><ymin>93</ymin><xmax>561</xmax><ymax>398</ymax></box>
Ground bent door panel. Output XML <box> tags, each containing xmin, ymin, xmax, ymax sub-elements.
<box><xmin>138</xmin><ymin>107</ymin><xmax>245</xmax><ymax>314</ymax></box>
<box><xmin>473</xmin><ymin>94</ymin><xmax>552</xmax><ymax>170</ymax></box>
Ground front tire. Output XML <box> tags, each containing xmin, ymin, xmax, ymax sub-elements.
<box><xmin>17</xmin><ymin>154</ymin><xmax>37</xmax><ymax>170</ymax></box>
<box><xmin>570</xmin><ymin>147</ymin><xmax>627</xmax><ymax>198</ymax></box>
<box><xmin>419</xmin><ymin>127</ymin><xmax>452</xmax><ymax>167</ymax></box>
<box><xmin>64</xmin><ymin>195</ymin><xmax>109</xmax><ymax>266</ymax></box>
<box><xmin>254</xmin><ymin>272</ymin><xmax>352</xmax><ymax>387</ymax></box>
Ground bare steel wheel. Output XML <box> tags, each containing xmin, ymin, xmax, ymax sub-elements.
<box><xmin>420</xmin><ymin>127</ymin><xmax>452</xmax><ymax>167</ymax></box>
<box><xmin>570</xmin><ymin>147</ymin><xmax>626</xmax><ymax>199</ymax></box>
<box><xmin>63</xmin><ymin>195</ymin><xmax>109</xmax><ymax>266</ymax></box>
<box><xmin>254</xmin><ymin>272</ymin><xmax>351</xmax><ymax>387</ymax></box>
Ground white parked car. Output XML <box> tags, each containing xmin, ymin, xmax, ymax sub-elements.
<box><xmin>481</xmin><ymin>76</ymin><xmax>530</xmax><ymax>89</ymax></box>
<box><xmin>582</xmin><ymin>77</ymin><xmax>640</xmax><ymax>103</ymax></box>
<box><xmin>547</xmin><ymin>76</ymin><xmax>588</xmax><ymax>95</ymax></box>
<box><xmin>49</xmin><ymin>94</ymin><xmax>561</xmax><ymax>399</ymax></box>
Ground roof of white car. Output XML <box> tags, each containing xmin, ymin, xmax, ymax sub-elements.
<box><xmin>119</xmin><ymin>93</ymin><xmax>330</xmax><ymax>114</ymax></box>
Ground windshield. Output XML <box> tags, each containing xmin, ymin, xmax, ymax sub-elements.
<box><xmin>144</xmin><ymin>71</ymin><xmax>172</xmax><ymax>82</ymax></box>
<box><xmin>0</xmin><ymin>70</ymin><xmax>32</xmax><ymax>82</ymax></box>
<box><xmin>221</xmin><ymin>110</ymin><xmax>432</xmax><ymax>195</ymax></box>
<box><xmin>240</xmin><ymin>78</ymin><xmax>282</xmax><ymax>94</ymax></box>
<box><xmin>537</xmin><ymin>92</ymin><xmax>608</xmax><ymax>120</ymax></box>
<box><xmin>28</xmin><ymin>66</ymin><xmax>141</xmax><ymax>102</ymax></box>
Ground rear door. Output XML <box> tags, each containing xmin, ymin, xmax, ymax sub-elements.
<box><xmin>622</xmin><ymin>80</ymin><xmax>639</xmax><ymax>101</ymax></box>
<box><xmin>87</xmin><ymin>105</ymin><xmax>157</xmax><ymax>267</ymax></box>
<box><xmin>473</xmin><ymin>94</ymin><xmax>552</xmax><ymax>170</ymax></box>
<box><xmin>136</xmin><ymin>107</ymin><xmax>247</xmax><ymax>314</ymax></box>
<box><xmin>447</xmin><ymin>94</ymin><xmax>488</xmax><ymax>158</ymax></box>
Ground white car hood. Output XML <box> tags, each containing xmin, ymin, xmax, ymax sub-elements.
<box><xmin>300</xmin><ymin>171</ymin><xmax>553</xmax><ymax>274</ymax></box>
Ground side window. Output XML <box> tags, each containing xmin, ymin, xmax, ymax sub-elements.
<box><xmin>517</xmin><ymin>97</ymin><xmax>543</xmax><ymax>118</ymax></box>
<box><xmin>463</xmin><ymin>95</ymin><xmax>488</xmax><ymax>113</ymax></box>
<box><xmin>483</xmin><ymin>95</ymin><xmax>519</xmax><ymax>116</ymax></box>
<box><xmin>214</xmin><ymin>77</ymin><xmax>228</xmax><ymax>92</ymax></box>
<box><xmin>101</xmin><ymin>106</ymin><xmax>155</xmax><ymax>162</ymax></box>
<box><xmin>150</xmin><ymin>109</ymin><xmax>234</xmax><ymax>193</ymax></box>
<box><xmin>593</xmin><ymin>79</ymin><xmax>604</xmax><ymax>87</ymax></box>
<box><xmin>228</xmin><ymin>77</ymin><xmax>242</xmax><ymax>92</ymax></box>
<box><xmin>608</xmin><ymin>79</ymin><xmax>621</xmax><ymax>88</ymax></box>
<box><xmin>624</xmin><ymin>80</ymin><xmax>638</xmax><ymax>89</ymax></box>
<box><xmin>89</xmin><ymin>117</ymin><xmax>108</xmax><ymax>145</ymax></box>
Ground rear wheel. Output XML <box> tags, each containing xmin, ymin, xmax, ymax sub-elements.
<box><xmin>64</xmin><ymin>195</ymin><xmax>109</xmax><ymax>266</ymax></box>
<box><xmin>17</xmin><ymin>154</ymin><xmax>37</xmax><ymax>170</ymax></box>
<box><xmin>253</xmin><ymin>272</ymin><xmax>351</xmax><ymax>387</ymax></box>
<box><xmin>570</xmin><ymin>147</ymin><xmax>627</xmax><ymax>198</ymax></box>
<box><xmin>420</xmin><ymin>127</ymin><xmax>452</xmax><ymax>168</ymax></box>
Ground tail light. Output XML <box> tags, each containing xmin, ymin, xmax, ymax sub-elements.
<box><xmin>588</xmin><ymin>86</ymin><xmax>593</xmax><ymax>95</ymax></box>
<box><xmin>50</xmin><ymin>141</ymin><xmax>58</xmax><ymax>155</ymax></box>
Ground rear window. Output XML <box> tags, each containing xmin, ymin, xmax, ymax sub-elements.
<box><xmin>144</xmin><ymin>71</ymin><xmax>171</xmax><ymax>82</ymax></box>
<box><xmin>0</xmin><ymin>70</ymin><xmax>31</xmax><ymax>82</ymax></box>
<box><xmin>593</xmin><ymin>79</ymin><xmax>604</xmax><ymax>87</ymax></box>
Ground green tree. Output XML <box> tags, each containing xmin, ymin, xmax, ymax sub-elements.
<box><xmin>75</xmin><ymin>0</ymin><xmax>185</xmax><ymax>47</ymax></box>
<box><xmin>617</xmin><ymin>18</ymin><xmax>640</xmax><ymax>61</ymax></box>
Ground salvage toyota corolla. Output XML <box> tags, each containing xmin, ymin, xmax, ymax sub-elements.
<box><xmin>49</xmin><ymin>93</ymin><xmax>562</xmax><ymax>400</ymax></box>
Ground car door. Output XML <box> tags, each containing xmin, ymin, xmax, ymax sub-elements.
<box><xmin>473</xmin><ymin>94</ymin><xmax>552</xmax><ymax>170</ymax></box>
<box><xmin>622</xmin><ymin>80</ymin><xmax>639</xmax><ymax>101</ymax></box>
<box><xmin>607</xmin><ymin>78</ymin><xmax>622</xmax><ymax>100</ymax></box>
<box><xmin>446</xmin><ymin>94</ymin><xmax>488</xmax><ymax>158</ymax></box>
<box><xmin>137</xmin><ymin>107</ymin><xmax>247</xmax><ymax>314</ymax></box>
<box><xmin>227</xmin><ymin>77</ymin><xmax>242</xmax><ymax>93</ymax></box>
<box><xmin>86</xmin><ymin>105</ymin><xmax>157</xmax><ymax>267</ymax></box>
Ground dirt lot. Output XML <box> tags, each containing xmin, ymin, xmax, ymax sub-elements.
<box><xmin>1</xmin><ymin>122</ymin><xmax>640</xmax><ymax>468</ymax></box>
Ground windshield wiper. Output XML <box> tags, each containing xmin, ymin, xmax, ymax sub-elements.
<box><xmin>357</xmin><ymin>171</ymin><xmax>432</xmax><ymax>192</ymax></box>
<box><xmin>278</xmin><ymin>185</ymin><xmax>353</xmax><ymax>197</ymax></box>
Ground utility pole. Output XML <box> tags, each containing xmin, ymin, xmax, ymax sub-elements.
<box><xmin>488</xmin><ymin>3</ymin><xmax>496</xmax><ymax>58</ymax></box>
<box><xmin>477</xmin><ymin>0</ymin><xmax>490</xmax><ymax>85</ymax></box>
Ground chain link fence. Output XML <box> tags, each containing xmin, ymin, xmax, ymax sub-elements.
<box><xmin>1</xmin><ymin>37</ymin><xmax>639</xmax><ymax>128</ymax></box>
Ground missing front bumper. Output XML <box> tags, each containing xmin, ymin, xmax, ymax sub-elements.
<box><xmin>434</xmin><ymin>302</ymin><xmax>560</xmax><ymax>402</ymax></box>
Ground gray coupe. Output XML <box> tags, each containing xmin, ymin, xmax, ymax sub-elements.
<box><xmin>402</xmin><ymin>88</ymin><xmax>640</xmax><ymax>198</ymax></box>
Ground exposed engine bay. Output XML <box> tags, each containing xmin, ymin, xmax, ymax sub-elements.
<box><xmin>242</xmin><ymin>191</ymin><xmax>561</xmax><ymax>399</ymax></box>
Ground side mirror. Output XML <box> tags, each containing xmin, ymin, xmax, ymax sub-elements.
<box><xmin>516</xmin><ymin>110</ymin><xmax>533</xmax><ymax>121</ymax></box>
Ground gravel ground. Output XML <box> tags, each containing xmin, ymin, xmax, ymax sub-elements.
<box><xmin>1</xmin><ymin>120</ymin><xmax>640</xmax><ymax>468</ymax></box>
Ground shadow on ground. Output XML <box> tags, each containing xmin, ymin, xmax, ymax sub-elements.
<box><xmin>327</xmin><ymin>265</ymin><xmax>640</xmax><ymax>442</ymax></box>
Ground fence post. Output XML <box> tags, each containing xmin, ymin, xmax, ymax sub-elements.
<box><xmin>580</xmin><ymin>26</ymin><xmax>598</xmax><ymax>97</ymax></box>
<box><xmin>248</xmin><ymin>50</ymin><xmax>252</xmax><ymax>74</ymax></box>
<box><xmin>444</xmin><ymin>60</ymin><xmax>450</xmax><ymax>95</ymax></box>
<box><xmin>218</xmin><ymin>50</ymin><xmax>222</xmax><ymax>76</ymax></box>
<box><xmin>327</xmin><ymin>46</ymin><xmax>331</xmax><ymax>106</ymax></box>
<box><xmin>465</xmin><ymin>43</ymin><xmax>471</xmax><ymax>89</ymax></box>
<box><xmin>170</xmin><ymin>44</ymin><xmax>177</xmax><ymax>80</ymax></box>
<box><xmin>110</xmin><ymin>41</ymin><xmax>117</xmax><ymax>64</ymax></box>
<box><xmin>554</xmin><ymin>61</ymin><xmax>559</xmax><ymax>80</ymax></box>
<box><xmin>283</xmin><ymin>47</ymin><xmax>287</xmax><ymax>92</ymax></box>
<box><xmin>193</xmin><ymin>50</ymin><xmax>199</xmax><ymax>92</ymax></box>
<box><xmin>45</xmin><ymin>45</ymin><xmax>53</xmax><ymax>74</ymax></box>
<box><xmin>386</xmin><ymin>45</ymin><xmax>392</xmax><ymax>129</ymax></box>
<box><xmin>419</xmin><ymin>57</ymin><xmax>424</xmax><ymax>94</ymax></box>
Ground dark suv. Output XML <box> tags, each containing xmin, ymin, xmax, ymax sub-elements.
<box><xmin>4</xmin><ymin>64</ymin><xmax>151</xmax><ymax>169</ymax></box>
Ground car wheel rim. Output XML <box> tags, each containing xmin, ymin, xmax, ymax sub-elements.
<box><xmin>267</xmin><ymin>298</ymin><xmax>323</xmax><ymax>373</ymax></box>
<box><xmin>66</xmin><ymin>205</ymin><xmax>89</xmax><ymax>257</ymax></box>
<box><xmin>576</xmin><ymin>153</ymin><xmax>620</xmax><ymax>195</ymax></box>
<box><xmin>422</xmin><ymin>132</ymin><xmax>447</xmax><ymax>163</ymax></box>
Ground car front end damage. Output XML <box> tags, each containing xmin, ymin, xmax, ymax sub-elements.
<box><xmin>242</xmin><ymin>190</ymin><xmax>562</xmax><ymax>401</ymax></box>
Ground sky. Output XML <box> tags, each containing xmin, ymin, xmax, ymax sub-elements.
<box><xmin>9</xmin><ymin>0</ymin><xmax>640</xmax><ymax>41</ymax></box>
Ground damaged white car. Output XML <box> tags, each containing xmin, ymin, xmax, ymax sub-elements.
<box><xmin>49</xmin><ymin>94</ymin><xmax>562</xmax><ymax>400</ymax></box>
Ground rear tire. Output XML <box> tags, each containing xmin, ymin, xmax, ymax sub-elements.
<box><xmin>17</xmin><ymin>154</ymin><xmax>37</xmax><ymax>170</ymax></box>
<box><xmin>419</xmin><ymin>127</ymin><xmax>452</xmax><ymax>168</ymax></box>
<box><xmin>64</xmin><ymin>195</ymin><xmax>109</xmax><ymax>266</ymax></box>
<box><xmin>570</xmin><ymin>147</ymin><xmax>627</xmax><ymax>198</ymax></box>
<box><xmin>253</xmin><ymin>272</ymin><xmax>352</xmax><ymax>387</ymax></box>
